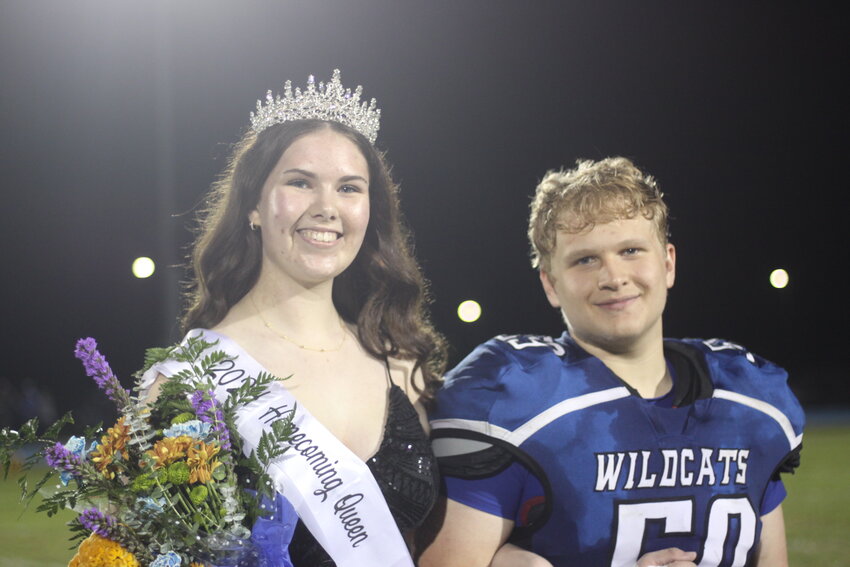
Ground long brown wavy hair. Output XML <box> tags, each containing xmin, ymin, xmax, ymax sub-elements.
<box><xmin>182</xmin><ymin>119</ymin><xmax>446</xmax><ymax>401</ymax></box>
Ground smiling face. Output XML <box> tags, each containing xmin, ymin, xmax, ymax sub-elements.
<box><xmin>249</xmin><ymin>127</ymin><xmax>370</xmax><ymax>288</ymax></box>
<box><xmin>540</xmin><ymin>215</ymin><xmax>676</xmax><ymax>356</ymax></box>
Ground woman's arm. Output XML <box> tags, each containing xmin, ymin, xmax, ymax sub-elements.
<box><xmin>141</xmin><ymin>373</ymin><xmax>167</xmax><ymax>405</ymax></box>
<box><xmin>634</xmin><ymin>548</ymin><xmax>697</xmax><ymax>566</ymax></box>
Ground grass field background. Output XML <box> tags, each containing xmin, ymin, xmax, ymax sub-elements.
<box><xmin>1</xmin><ymin>425</ymin><xmax>848</xmax><ymax>566</ymax></box>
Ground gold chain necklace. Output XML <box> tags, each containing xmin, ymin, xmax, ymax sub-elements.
<box><xmin>251</xmin><ymin>294</ymin><xmax>347</xmax><ymax>352</ymax></box>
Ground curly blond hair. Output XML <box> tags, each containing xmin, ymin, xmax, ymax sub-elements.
<box><xmin>528</xmin><ymin>156</ymin><xmax>669</xmax><ymax>273</ymax></box>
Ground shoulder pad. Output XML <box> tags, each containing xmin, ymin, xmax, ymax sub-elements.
<box><xmin>441</xmin><ymin>334</ymin><xmax>566</xmax><ymax>388</ymax></box>
<box><xmin>432</xmin><ymin>335</ymin><xmax>566</xmax><ymax>426</ymax></box>
<box><xmin>689</xmin><ymin>338</ymin><xmax>770</xmax><ymax>367</ymax></box>
<box><xmin>488</xmin><ymin>333</ymin><xmax>592</xmax><ymax>372</ymax></box>
<box><xmin>492</xmin><ymin>334</ymin><xmax>566</xmax><ymax>357</ymax></box>
<box><xmin>677</xmin><ymin>338</ymin><xmax>804</xmax><ymax>448</ymax></box>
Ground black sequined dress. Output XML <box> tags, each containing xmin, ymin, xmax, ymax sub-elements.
<box><xmin>287</xmin><ymin>383</ymin><xmax>439</xmax><ymax>566</ymax></box>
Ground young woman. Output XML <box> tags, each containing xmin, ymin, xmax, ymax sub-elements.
<box><xmin>142</xmin><ymin>71</ymin><xmax>445</xmax><ymax>567</ymax></box>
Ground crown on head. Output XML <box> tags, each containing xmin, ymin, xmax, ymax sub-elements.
<box><xmin>249</xmin><ymin>69</ymin><xmax>381</xmax><ymax>144</ymax></box>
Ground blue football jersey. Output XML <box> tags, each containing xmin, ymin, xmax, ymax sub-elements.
<box><xmin>431</xmin><ymin>333</ymin><xmax>804</xmax><ymax>567</ymax></box>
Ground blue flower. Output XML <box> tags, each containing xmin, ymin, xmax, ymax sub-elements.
<box><xmin>137</xmin><ymin>496</ymin><xmax>165</xmax><ymax>513</ymax></box>
<box><xmin>65</xmin><ymin>436</ymin><xmax>96</xmax><ymax>457</ymax></box>
<box><xmin>151</xmin><ymin>551</ymin><xmax>182</xmax><ymax>567</ymax></box>
<box><xmin>162</xmin><ymin>420</ymin><xmax>211</xmax><ymax>440</ymax></box>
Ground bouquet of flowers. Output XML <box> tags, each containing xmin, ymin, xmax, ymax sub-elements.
<box><xmin>0</xmin><ymin>335</ymin><xmax>294</xmax><ymax>567</ymax></box>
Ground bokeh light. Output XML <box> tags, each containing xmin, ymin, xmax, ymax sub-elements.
<box><xmin>132</xmin><ymin>257</ymin><xmax>156</xmax><ymax>279</ymax></box>
<box><xmin>769</xmin><ymin>268</ymin><xmax>789</xmax><ymax>289</ymax></box>
<box><xmin>457</xmin><ymin>300</ymin><xmax>482</xmax><ymax>323</ymax></box>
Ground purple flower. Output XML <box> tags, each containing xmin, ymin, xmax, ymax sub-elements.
<box><xmin>190</xmin><ymin>390</ymin><xmax>232</xmax><ymax>451</ymax></box>
<box><xmin>78</xmin><ymin>507</ymin><xmax>117</xmax><ymax>538</ymax></box>
<box><xmin>44</xmin><ymin>442</ymin><xmax>83</xmax><ymax>475</ymax></box>
<box><xmin>74</xmin><ymin>338</ymin><xmax>130</xmax><ymax>408</ymax></box>
<box><xmin>190</xmin><ymin>390</ymin><xmax>214</xmax><ymax>416</ymax></box>
<box><xmin>55</xmin><ymin>436</ymin><xmax>95</xmax><ymax>485</ymax></box>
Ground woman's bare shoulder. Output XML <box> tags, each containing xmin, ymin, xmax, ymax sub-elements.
<box><xmin>386</xmin><ymin>356</ymin><xmax>426</xmax><ymax>400</ymax></box>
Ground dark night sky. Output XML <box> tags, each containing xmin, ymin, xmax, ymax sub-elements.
<box><xmin>1</xmin><ymin>1</ymin><xmax>846</xmax><ymax>426</ymax></box>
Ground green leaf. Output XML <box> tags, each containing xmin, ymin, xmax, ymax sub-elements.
<box><xmin>141</xmin><ymin>345</ymin><xmax>177</xmax><ymax>372</ymax></box>
<box><xmin>18</xmin><ymin>418</ymin><xmax>40</xmax><ymax>441</ymax></box>
<box><xmin>43</xmin><ymin>412</ymin><xmax>75</xmax><ymax>440</ymax></box>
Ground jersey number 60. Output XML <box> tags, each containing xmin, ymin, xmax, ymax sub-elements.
<box><xmin>611</xmin><ymin>496</ymin><xmax>756</xmax><ymax>567</ymax></box>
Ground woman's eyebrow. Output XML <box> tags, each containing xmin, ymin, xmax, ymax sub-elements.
<box><xmin>339</xmin><ymin>175</ymin><xmax>368</xmax><ymax>184</ymax></box>
<box><xmin>282</xmin><ymin>168</ymin><xmax>316</xmax><ymax>177</ymax></box>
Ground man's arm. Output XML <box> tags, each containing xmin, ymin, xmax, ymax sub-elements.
<box><xmin>418</xmin><ymin>497</ymin><xmax>694</xmax><ymax>567</ymax></box>
<box><xmin>756</xmin><ymin>504</ymin><xmax>788</xmax><ymax>566</ymax></box>
<box><xmin>419</xmin><ymin>497</ymin><xmax>514</xmax><ymax>567</ymax></box>
<box><xmin>490</xmin><ymin>544</ymin><xmax>553</xmax><ymax>567</ymax></box>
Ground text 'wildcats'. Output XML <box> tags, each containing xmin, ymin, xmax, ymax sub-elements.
<box><xmin>595</xmin><ymin>448</ymin><xmax>749</xmax><ymax>492</ymax></box>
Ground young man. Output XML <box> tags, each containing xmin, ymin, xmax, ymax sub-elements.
<box><xmin>421</xmin><ymin>157</ymin><xmax>803</xmax><ymax>567</ymax></box>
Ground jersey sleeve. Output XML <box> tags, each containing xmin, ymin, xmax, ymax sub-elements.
<box><xmin>430</xmin><ymin>336</ymin><xmax>556</xmax><ymax>532</ymax></box>
<box><xmin>761</xmin><ymin>478</ymin><xmax>786</xmax><ymax>516</ymax></box>
<box><xmin>431</xmin><ymin>339</ymin><xmax>522</xmax><ymax>519</ymax></box>
<box><xmin>442</xmin><ymin>462</ymin><xmax>529</xmax><ymax>520</ymax></box>
<box><xmin>430</xmin><ymin>337</ymin><xmax>514</xmax><ymax>445</ymax></box>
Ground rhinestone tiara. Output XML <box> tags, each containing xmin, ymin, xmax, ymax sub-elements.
<box><xmin>249</xmin><ymin>69</ymin><xmax>381</xmax><ymax>144</ymax></box>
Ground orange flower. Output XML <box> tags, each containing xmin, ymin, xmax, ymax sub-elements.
<box><xmin>146</xmin><ymin>435</ymin><xmax>193</xmax><ymax>470</ymax></box>
<box><xmin>187</xmin><ymin>441</ymin><xmax>222</xmax><ymax>484</ymax></box>
<box><xmin>90</xmin><ymin>443</ymin><xmax>117</xmax><ymax>478</ymax></box>
<box><xmin>90</xmin><ymin>417</ymin><xmax>131</xmax><ymax>478</ymax></box>
<box><xmin>104</xmin><ymin>417</ymin><xmax>130</xmax><ymax>453</ymax></box>
<box><xmin>67</xmin><ymin>533</ymin><xmax>139</xmax><ymax>567</ymax></box>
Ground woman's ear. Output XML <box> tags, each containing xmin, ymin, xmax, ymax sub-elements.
<box><xmin>249</xmin><ymin>209</ymin><xmax>261</xmax><ymax>229</ymax></box>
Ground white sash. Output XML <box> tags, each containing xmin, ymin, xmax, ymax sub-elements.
<box><xmin>149</xmin><ymin>329</ymin><xmax>414</xmax><ymax>567</ymax></box>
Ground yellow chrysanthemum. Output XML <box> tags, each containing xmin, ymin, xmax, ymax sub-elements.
<box><xmin>90</xmin><ymin>417</ymin><xmax>131</xmax><ymax>478</ymax></box>
<box><xmin>146</xmin><ymin>435</ymin><xmax>193</xmax><ymax>470</ymax></box>
<box><xmin>104</xmin><ymin>417</ymin><xmax>130</xmax><ymax>452</ymax></box>
<box><xmin>67</xmin><ymin>533</ymin><xmax>139</xmax><ymax>567</ymax></box>
<box><xmin>187</xmin><ymin>441</ymin><xmax>222</xmax><ymax>484</ymax></box>
<box><xmin>89</xmin><ymin>444</ymin><xmax>117</xmax><ymax>479</ymax></box>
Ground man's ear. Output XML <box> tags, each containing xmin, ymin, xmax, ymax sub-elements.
<box><xmin>665</xmin><ymin>242</ymin><xmax>676</xmax><ymax>289</ymax></box>
<box><xmin>539</xmin><ymin>270</ymin><xmax>561</xmax><ymax>309</ymax></box>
